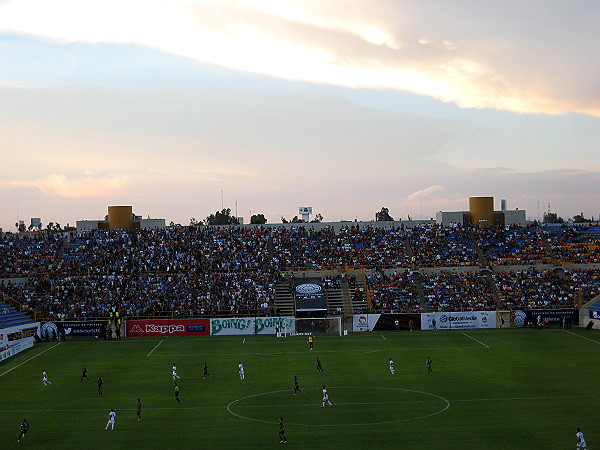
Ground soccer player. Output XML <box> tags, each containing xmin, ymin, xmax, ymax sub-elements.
<box><xmin>105</xmin><ymin>409</ymin><xmax>116</xmax><ymax>430</ymax></box>
<box><xmin>203</xmin><ymin>361</ymin><xmax>210</xmax><ymax>379</ymax></box>
<box><xmin>321</xmin><ymin>386</ymin><xmax>332</xmax><ymax>407</ymax></box>
<box><xmin>172</xmin><ymin>363</ymin><xmax>180</xmax><ymax>380</ymax></box>
<box><xmin>238</xmin><ymin>362</ymin><xmax>245</xmax><ymax>380</ymax></box>
<box><xmin>137</xmin><ymin>398</ymin><xmax>142</xmax><ymax>421</ymax></box>
<box><xmin>316</xmin><ymin>356</ymin><xmax>324</xmax><ymax>372</ymax></box>
<box><xmin>42</xmin><ymin>369</ymin><xmax>52</xmax><ymax>385</ymax></box>
<box><xmin>97</xmin><ymin>377</ymin><xmax>103</xmax><ymax>397</ymax></box>
<box><xmin>278</xmin><ymin>417</ymin><xmax>288</xmax><ymax>444</ymax></box>
<box><xmin>308</xmin><ymin>335</ymin><xmax>314</xmax><ymax>350</ymax></box>
<box><xmin>17</xmin><ymin>418</ymin><xmax>29</xmax><ymax>442</ymax></box>
<box><xmin>389</xmin><ymin>358</ymin><xmax>395</xmax><ymax>375</ymax></box>
<box><xmin>81</xmin><ymin>365</ymin><xmax>90</xmax><ymax>382</ymax></box>
<box><xmin>426</xmin><ymin>357</ymin><xmax>434</xmax><ymax>373</ymax></box>
<box><xmin>293</xmin><ymin>376</ymin><xmax>302</xmax><ymax>395</ymax></box>
<box><xmin>174</xmin><ymin>383</ymin><xmax>181</xmax><ymax>404</ymax></box>
<box><xmin>576</xmin><ymin>428</ymin><xmax>586</xmax><ymax>449</ymax></box>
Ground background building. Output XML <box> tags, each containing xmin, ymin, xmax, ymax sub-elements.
<box><xmin>77</xmin><ymin>206</ymin><xmax>165</xmax><ymax>231</ymax></box>
<box><xmin>436</xmin><ymin>196</ymin><xmax>526</xmax><ymax>227</ymax></box>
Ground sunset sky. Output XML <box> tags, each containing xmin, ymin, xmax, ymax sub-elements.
<box><xmin>1</xmin><ymin>0</ymin><xmax>599</xmax><ymax>229</ymax></box>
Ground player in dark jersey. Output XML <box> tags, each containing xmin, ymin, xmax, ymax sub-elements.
<box><xmin>17</xmin><ymin>418</ymin><xmax>29</xmax><ymax>442</ymax></box>
<box><xmin>81</xmin><ymin>365</ymin><xmax>90</xmax><ymax>382</ymax></box>
<box><xmin>316</xmin><ymin>356</ymin><xmax>324</xmax><ymax>372</ymax></box>
<box><xmin>426</xmin><ymin>357</ymin><xmax>434</xmax><ymax>373</ymax></box>
<box><xmin>174</xmin><ymin>383</ymin><xmax>181</xmax><ymax>404</ymax></box>
<box><xmin>137</xmin><ymin>398</ymin><xmax>142</xmax><ymax>421</ymax></box>
<box><xmin>278</xmin><ymin>417</ymin><xmax>287</xmax><ymax>444</ymax></box>
<box><xmin>97</xmin><ymin>377</ymin><xmax>103</xmax><ymax>397</ymax></box>
<box><xmin>293</xmin><ymin>376</ymin><xmax>302</xmax><ymax>395</ymax></box>
<box><xmin>203</xmin><ymin>361</ymin><xmax>210</xmax><ymax>379</ymax></box>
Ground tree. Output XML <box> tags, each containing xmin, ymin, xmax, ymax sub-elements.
<box><xmin>250</xmin><ymin>214</ymin><xmax>267</xmax><ymax>224</ymax></box>
<box><xmin>291</xmin><ymin>216</ymin><xmax>305</xmax><ymax>223</ymax></box>
<box><xmin>189</xmin><ymin>218</ymin><xmax>200</xmax><ymax>226</ymax></box>
<box><xmin>573</xmin><ymin>213</ymin><xmax>591</xmax><ymax>223</ymax></box>
<box><xmin>281</xmin><ymin>217</ymin><xmax>288</xmax><ymax>223</ymax></box>
<box><xmin>205</xmin><ymin>208</ymin><xmax>239</xmax><ymax>225</ymax></box>
<box><xmin>375</xmin><ymin>207</ymin><xmax>394</xmax><ymax>221</ymax></box>
<box><xmin>310</xmin><ymin>213</ymin><xmax>323</xmax><ymax>223</ymax></box>
<box><xmin>543</xmin><ymin>212</ymin><xmax>564</xmax><ymax>224</ymax></box>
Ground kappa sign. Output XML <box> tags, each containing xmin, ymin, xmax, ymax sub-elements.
<box><xmin>126</xmin><ymin>319</ymin><xmax>210</xmax><ymax>337</ymax></box>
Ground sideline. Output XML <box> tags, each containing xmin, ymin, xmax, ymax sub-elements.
<box><xmin>0</xmin><ymin>343</ymin><xmax>61</xmax><ymax>378</ymax></box>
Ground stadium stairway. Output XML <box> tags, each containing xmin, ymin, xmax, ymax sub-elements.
<box><xmin>274</xmin><ymin>282</ymin><xmax>295</xmax><ymax>316</ymax></box>
<box><xmin>325</xmin><ymin>284</ymin><xmax>344</xmax><ymax>315</ymax></box>
<box><xmin>468</xmin><ymin>229</ymin><xmax>488</xmax><ymax>267</ymax></box>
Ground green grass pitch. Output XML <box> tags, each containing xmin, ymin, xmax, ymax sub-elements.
<box><xmin>0</xmin><ymin>328</ymin><xmax>598</xmax><ymax>449</ymax></box>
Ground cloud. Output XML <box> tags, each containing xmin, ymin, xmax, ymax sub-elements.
<box><xmin>10</xmin><ymin>174</ymin><xmax>129</xmax><ymax>198</ymax></box>
<box><xmin>406</xmin><ymin>185</ymin><xmax>446</xmax><ymax>201</ymax></box>
<box><xmin>0</xmin><ymin>1</ymin><xmax>598</xmax><ymax>116</ymax></box>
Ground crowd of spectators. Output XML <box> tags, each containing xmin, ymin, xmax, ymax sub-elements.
<box><xmin>0</xmin><ymin>223</ymin><xmax>599</xmax><ymax>318</ymax></box>
<box><xmin>421</xmin><ymin>271</ymin><xmax>496</xmax><ymax>311</ymax></box>
<box><xmin>493</xmin><ymin>268</ymin><xmax>600</xmax><ymax>309</ymax></box>
<box><xmin>366</xmin><ymin>270</ymin><xmax>421</xmax><ymax>313</ymax></box>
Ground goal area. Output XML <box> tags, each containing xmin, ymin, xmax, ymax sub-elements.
<box><xmin>284</xmin><ymin>317</ymin><xmax>342</xmax><ymax>336</ymax></box>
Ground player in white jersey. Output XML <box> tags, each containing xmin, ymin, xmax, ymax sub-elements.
<box><xmin>238</xmin><ymin>362</ymin><xmax>245</xmax><ymax>380</ymax></box>
<box><xmin>321</xmin><ymin>386</ymin><xmax>332</xmax><ymax>407</ymax></box>
<box><xmin>389</xmin><ymin>358</ymin><xmax>395</xmax><ymax>375</ymax></box>
<box><xmin>576</xmin><ymin>428</ymin><xmax>586</xmax><ymax>449</ymax></box>
<box><xmin>172</xmin><ymin>363</ymin><xmax>180</xmax><ymax>380</ymax></box>
<box><xmin>105</xmin><ymin>409</ymin><xmax>116</xmax><ymax>430</ymax></box>
<box><xmin>42</xmin><ymin>369</ymin><xmax>51</xmax><ymax>385</ymax></box>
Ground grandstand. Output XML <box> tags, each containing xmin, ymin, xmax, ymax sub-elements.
<box><xmin>0</xmin><ymin>223</ymin><xmax>599</xmax><ymax>322</ymax></box>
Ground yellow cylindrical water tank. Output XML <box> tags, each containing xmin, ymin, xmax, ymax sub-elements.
<box><xmin>469</xmin><ymin>197</ymin><xmax>494</xmax><ymax>227</ymax></box>
<box><xmin>108</xmin><ymin>206</ymin><xmax>132</xmax><ymax>230</ymax></box>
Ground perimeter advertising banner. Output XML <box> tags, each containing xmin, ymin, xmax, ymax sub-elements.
<box><xmin>421</xmin><ymin>311</ymin><xmax>496</xmax><ymax>330</ymax></box>
<box><xmin>294</xmin><ymin>278</ymin><xmax>327</xmax><ymax>312</ymax></box>
<box><xmin>41</xmin><ymin>321</ymin><xmax>107</xmax><ymax>338</ymax></box>
<box><xmin>513</xmin><ymin>309</ymin><xmax>578</xmax><ymax>327</ymax></box>
<box><xmin>125</xmin><ymin>318</ymin><xmax>210</xmax><ymax>337</ymax></box>
<box><xmin>0</xmin><ymin>322</ymin><xmax>40</xmax><ymax>362</ymax></box>
<box><xmin>352</xmin><ymin>314</ymin><xmax>382</xmax><ymax>332</ymax></box>
<box><xmin>210</xmin><ymin>317</ymin><xmax>295</xmax><ymax>335</ymax></box>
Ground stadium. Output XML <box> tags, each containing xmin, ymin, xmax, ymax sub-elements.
<box><xmin>1</xmin><ymin>214</ymin><xmax>599</xmax><ymax>449</ymax></box>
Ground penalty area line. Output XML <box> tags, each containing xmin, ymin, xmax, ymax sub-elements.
<box><xmin>381</xmin><ymin>335</ymin><xmax>387</xmax><ymax>340</ymax></box>
<box><xmin>147</xmin><ymin>340</ymin><xmax>163</xmax><ymax>357</ymax></box>
<box><xmin>0</xmin><ymin>342</ymin><xmax>61</xmax><ymax>378</ymax></box>
<box><xmin>462</xmin><ymin>332</ymin><xmax>489</xmax><ymax>348</ymax></box>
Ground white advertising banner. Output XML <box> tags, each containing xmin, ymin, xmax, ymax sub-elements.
<box><xmin>352</xmin><ymin>314</ymin><xmax>382</xmax><ymax>332</ymax></box>
<box><xmin>0</xmin><ymin>322</ymin><xmax>39</xmax><ymax>361</ymax></box>
<box><xmin>210</xmin><ymin>317</ymin><xmax>296</xmax><ymax>336</ymax></box>
<box><xmin>421</xmin><ymin>311</ymin><xmax>496</xmax><ymax>330</ymax></box>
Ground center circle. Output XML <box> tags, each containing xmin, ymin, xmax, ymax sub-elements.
<box><xmin>227</xmin><ymin>386</ymin><xmax>450</xmax><ymax>427</ymax></box>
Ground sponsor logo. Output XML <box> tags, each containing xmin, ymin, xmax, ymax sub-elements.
<box><xmin>358</xmin><ymin>316</ymin><xmax>367</xmax><ymax>324</ymax></box>
<box><xmin>41</xmin><ymin>322</ymin><xmax>59</xmax><ymax>338</ymax></box>
<box><xmin>146</xmin><ymin>324</ymin><xmax>185</xmax><ymax>334</ymax></box>
<box><xmin>439</xmin><ymin>315</ymin><xmax>448</xmax><ymax>323</ymax></box>
<box><xmin>130</xmin><ymin>325</ymin><xmax>144</xmax><ymax>333</ymax></box>
<box><xmin>482</xmin><ymin>316</ymin><xmax>488</xmax><ymax>323</ymax></box>
<box><xmin>186</xmin><ymin>325</ymin><xmax>205</xmax><ymax>332</ymax></box>
<box><xmin>514</xmin><ymin>310</ymin><xmax>526</xmax><ymax>327</ymax></box>
<box><xmin>295</xmin><ymin>283</ymin><xmax>322</xmax><ymax>295</ymax></box>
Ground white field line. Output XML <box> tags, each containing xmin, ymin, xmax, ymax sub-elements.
<box><xmin>146</xmin><ymin>339</ymin><xmax>163</xmax><ymax>357</ymax></box>
<box><xmin>381</xmin><ymin>335</ymin><xmax>387</xmax><ymax>340</ymax></box>
<box><xmin>565</xmin><ymin>330</ymin><xmax>600</xmax><ymax>345</ymax></box>
<box><xmin>0</xmin><ymin>343</ymin><xmax>61</xmax><ymax>378</ymax></box>
<box><xmin>462</xmin><ymin>332</ymin><xmax>489</xmax><ymax>348</ymax></box>
<box><xmin>243</xmin><ymin>338</ymin><xmax>245</xmax><ymax>344</ymax></box>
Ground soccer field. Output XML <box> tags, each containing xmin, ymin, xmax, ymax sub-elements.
<box><xmin>0</xmin><ymin>328</ymin><xmax>598</xmax><ymax>449</ymax></box>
